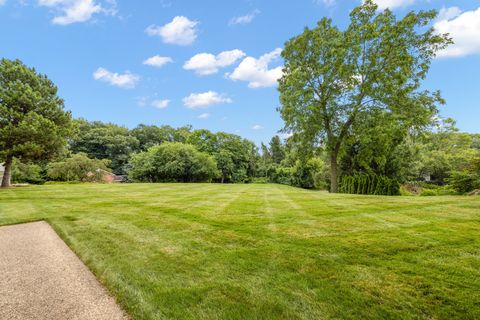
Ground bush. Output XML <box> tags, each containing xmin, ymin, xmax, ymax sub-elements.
<box><xmin>128</xmin><ymin>142</ymin><xmax>219</xmax><ymax>182</ymax></box>
<box><xmin>420</xmin><ymin>189</ymin><xmax>437</xmax><ymax>196</ymax></box>
<box><xmin>11</xmin><ymin>159</ymin><xmax>44</xmax><ymax>184</ymax></box>
<box><xmin>268</xmin><ymin>158</ymin><xmax>327</xmax><ymax>189</ymax></box>
<box><xmin>339</xmin><ymin>173</ymin><xmax>400</xmax><ymax>196</ymax></box>
<box><xmin>47</xmin><ymin>153</ymin><xmax>111</xmax><ymax>182</ymax></box>
<box><xmin>447</xmin><ymin>170</ymin><xmax>480</xmax><ymax>194</ymax></box>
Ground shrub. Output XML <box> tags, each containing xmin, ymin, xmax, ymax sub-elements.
<box><xmin>420</xmin><ymin>189</ymin><xmax>437</xmax><ymax>196</ymax></box>
<box><xmin>268</xmin><ymin>158</ymin><xmax>327</xmax><ymax>189</ymax></box>
<box><xmin>47</xmin><ymin>153</ymin><xmax>111</xmax><ymax>182</ymax></box>
<box><xmin>447</xmin><ymin>170</ymin><xmax>480</xmax><ymax>194</ymax></box>
<box><xmin>339</xmin><ymin>173</ymin><xmax>400</xmax><ymax>196</ymax></box>
<box><xmin>128</xmin><ymin>142</ymin><xmax>219</xmax><ymax>183</ymax></box>
<box><xmin>11</xmin><ymin>159</ymin><xmax>44</xmax><ymax>184</ymax></box>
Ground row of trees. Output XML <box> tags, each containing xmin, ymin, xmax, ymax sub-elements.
<box><xmin>68</xmin><ymin>120</ymin><xmax>258</xmax><ymax>183</ymax></box>
<box><xmin>257</xmin><ymin>123</ymin><xmax>480</xmax><ymax>194</ymax></box>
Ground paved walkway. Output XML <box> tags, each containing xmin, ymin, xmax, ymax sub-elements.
<box><xmin>0</xmin><ymin>221</ymin><xmax>128</xmax><ymax>320</ymax></box>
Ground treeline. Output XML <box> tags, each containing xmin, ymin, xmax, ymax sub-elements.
<box><xmin>12</xmin><ymin>119</ymin><xmax>258</xmax><ymax>184</ymax></box>
<box><xmin>256</xmin><ymin>118</ymin><xmax>480</xmax><ymax>195</ymax></box>
<box><xmin>10</xmin><ymin>117</ymin><xmax>480</xmax><ymax>195</ymax></box>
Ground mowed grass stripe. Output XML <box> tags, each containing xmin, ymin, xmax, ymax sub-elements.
<box><xmin>0</xmin><ymin>184</ymin><xmax>479</xmax><ymax>319</ymax></box>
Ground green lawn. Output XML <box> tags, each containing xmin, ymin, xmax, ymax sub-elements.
<box><xmin>1</xmin><ymin>184</ymin><xmax>479</xmax><ymax>319</ymax></box>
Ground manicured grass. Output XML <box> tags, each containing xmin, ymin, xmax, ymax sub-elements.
<box><xmin>1</xmin><ymin>184</ymin><xmax>479</xmax><ymax>319</ymax></box>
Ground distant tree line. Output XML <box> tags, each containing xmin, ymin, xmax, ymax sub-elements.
<box><xmin>6</xmin><ymin>118</ymin><xmax>260</xmax><ymax>185</ymax></box>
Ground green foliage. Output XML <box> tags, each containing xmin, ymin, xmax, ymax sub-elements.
<box><xmin>187</xmin><ymin>130</ymin><xmax>257</xmax><ymax>183</ymax></box>
<box><xmin>270</xmin><ymin>158</ymin><xmax>327</xmax><ymax>189</ymax></box>
<box><xmin>418</xmin><ymin>128</ymin><xmax>480</xmax><ymax>184</ymax></box>
<box><xmin>131</xmin><ymin>124</ymin><xmax>192</xmax><ymax>151</ymax></box>
<box><xmin>447</xmin><ymin>165</ymin><xmax>480</xmax><ymax>194</ymax></box>
<box><xmin>419</xmin><ymin>186</ymin><xmax>458</xmax><ymax>196</ymax></box>
<box><xmin>46</xmin><ymin>153</ymin><xmax>111</xmax><ymax>182</ymax></box>
<box><xmin>0</xmin><ymin>59</ymin><xmax>73</xmax><ymax>187</ymax></box>
<box><xmin>339</xmin><ymin>173</ymin><xmax>400</xmax><ymax>196</ymax></box>
<box><xmin>341</xmin><ymin>110</ymin><xmax>422</xmax><ymax>183</ymax></box>
<box><xmin>269</xmin><ymin>135</ymin><xmax>285</xmax><ymax>164</ymax></box>
<box><xmin>278</xmin><ymin>0</ymin><xmax>451</xmax><ymax>192</ymax></box>
<box><xmin>69</xmin><ymin>119</ymin><xmax>139</xmax><ymax>174</ymax></box>
<box><xmin>128</xmin><ymin>142</ymin><xmax>219</xmax><ymax>183</ymax></box>
<box><xmin>11</xmin><ymin>159</ymin><xmax>44</xmax><ymax>184</ymax></box>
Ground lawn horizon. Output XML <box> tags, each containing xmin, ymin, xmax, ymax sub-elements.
<box><xmin>1</xmin><ymin>183</ymin><xmax>479</xmax><ymax>319</ymax></box>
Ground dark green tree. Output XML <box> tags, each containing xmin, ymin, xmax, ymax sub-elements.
<box><xmin>0</xmin><ymin>59</ymin><xmax>73</xmax><ymax>187</ymax></box>
<box><xmin>187</xmin><ymin>129</ymin><xmax>258</xmax><ymax>183</ymax></box>
<box><xmin>131</xmin><ymin>124</ymin><xmax>193</xmax><ymax>151</ymax></box>
<box><xmin>69</xmin><ymin>119</ymin><xmax>139</xmax><ymax>174</ymax></box>
<box><xmin>278</xmin><ymin>0</ymin><xmax>451</xmax><ymax>192</ymax></box>
<box><xmin>269</xmin><ymin>135</ymin><xmax>285</xmax><ymax>164</ymax></box>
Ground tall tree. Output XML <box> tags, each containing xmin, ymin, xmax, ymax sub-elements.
<box><xmin>69</xmin><ymin>119</ymin><xmax>139</xmax><ymax>174</ymax></box>
<box><xmin>278</xmin><ymin>0</ymin><xmax>451</xmax><ymax>192</ymax></box>
<box><xmin>0</xmin><ymin>59</ymin><xmax>73</xmax><ymax>187</ymax></box>
<box><xmin>269</xmin><ymin>135</ymin><xmax>285</xmax><ymax>164</ymax></box>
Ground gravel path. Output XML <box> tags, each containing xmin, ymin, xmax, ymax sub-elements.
<box><xmin>0</xmin><ymin>221</ymin><xmax>128</xmax><ymax>320</ymax></box>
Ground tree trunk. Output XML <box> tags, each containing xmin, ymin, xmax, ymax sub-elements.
<box><xmin>330</xmin><ymin>153</ymin><xmax>339</xmax><ymax>193</ymax></box>
<box><xmin>1</xmin><ymin>155</ymin><xmax>13</xmax><ymax>188</ymax></box>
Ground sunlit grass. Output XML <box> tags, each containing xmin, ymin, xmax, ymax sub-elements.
<box><xmin>1</xmin><ymin>183</ymin><xmax>479</xmax><ymax>319</ymax></box>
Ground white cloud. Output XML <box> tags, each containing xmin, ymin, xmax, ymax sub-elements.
<box><xmin>435</xmin><ymin>7</ymin><xmax>480</xmax><ymax>58</ymax></box>
<box><xmin>143</xmin><ymin>55</ymin><xmax>173</xmax><ymax>68</ymax></box>
<box><xmin>93</xmin><ymin>67</ymin><xmax>139</xmax><ymax>89</ymax></box>
<box><xmin>252</xmin><ymin>124</ymin><xmax>263</xmax><ymax>130</ymax></box>
<box><xmin>145</xmin><ymin>16</ymin><xmax>198</xmax><ymax>45</ymax></box>
<box><xmin>227</xmin><ymin>48</ymin><xmax>283</xmax><ymax>88</ymax></box>
<box><xmin>229</xmin><ymin>9</ymin><xmax>260</xmax><ymax>25</ymax></box>
<box><xmin>366</xmin><ymin>0</ymin><xmax>415</xmax><ymax>10</ymax></box>
<box><xmin>197</xmin><ymin>113</ymin><xmax>210</xmax><ymax>119</ymax></box>
<box><xmin>314</xmin><ymin>0</ymin><xmax>336</xmax><ymax>7</ymax></box>
<box><xmin>38</xmin><ymin>0</ymin><xmax>115</xmax><ymax>25</ymax></box>
<box><xmin>151</xmin><ymin>99</ymin><xmax>170</xmax><ymax>109</ymax></box>
<box><xmin>437</xmin><ymin>6</ymin><xmax>462</xmax><ymax>22</ymax></box>
<box><xmin>183</xmin><ymin>49</ymin><xmax>245</xmax><ymax>76</ymax></box>
<box><xmin>183</xmin><ymin>91</ymin><xmax>232</xmax><ymax>109</ymax></box>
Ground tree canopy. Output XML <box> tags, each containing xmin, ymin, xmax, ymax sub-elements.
<box><xmin>0</xmin><ymin>59</ymin><xmax>73</xmax><ymax>187</ymax></box>
<box><xmin>69</xmin><ymin>119</ymin><xmax>139</xmax><ymax>174</ymax></box>
<box><xmin>129</xmin><ymin>142</ymin><xmax>219</xmax><ymax>183</ymax></box>
<box><xmin>278</xmin><ymin>0</ymin><xmax>451</xmax><ymax>192</ymax></box>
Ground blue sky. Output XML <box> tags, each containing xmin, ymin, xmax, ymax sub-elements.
<box><xmin>1</xmin><ymin>0</ymin><xmax>479</xmax><ymax>145</ymax></box>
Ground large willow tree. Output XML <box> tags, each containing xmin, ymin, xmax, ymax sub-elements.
<box><xmin>278</xmin><ymin>0</ymin><xmax>451</xmax><ymax>192</ymax></box>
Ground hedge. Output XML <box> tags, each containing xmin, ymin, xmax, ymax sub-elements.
<box><xmin>339</xmin><ymin>173</ymin><xmax>400</xmax><ymax>196</ymax></box>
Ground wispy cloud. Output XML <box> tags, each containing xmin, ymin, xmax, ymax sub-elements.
<box><xmin>197</xmin><ymin>113</ymin><xmax>211</xmax><ymax>119</ymax></box>
<box><xmin>151</xmin><ymin>99</ymin><xmax>170</xmax><ymax>109</ymax></box>
<box><xmin>229</xmin><ymin>9</ymin><xmax>260</xmax><ymax>25</ymax></box>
